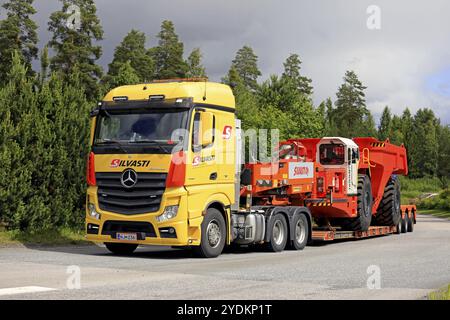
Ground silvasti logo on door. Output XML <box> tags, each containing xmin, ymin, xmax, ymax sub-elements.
<box><xmin>110</xmin><ymin>159</ymin><xmax>151</xmax><ymax>168</ymax></box>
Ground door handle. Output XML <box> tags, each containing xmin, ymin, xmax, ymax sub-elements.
<box><xmin>210</xmin><ymin>172</ymin><xmax>217</xmax><ymax>180</ymax></box>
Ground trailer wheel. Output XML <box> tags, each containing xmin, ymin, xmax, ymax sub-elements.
<box><xmin>395</xmin><ymin>219</ymin><xmax>402</xmax><ymax>234</ymax></box>
<box><xmin>105</xmin><ymin>243</ymin><xmax>138</xmax><ymax>255</ymax></box>
<box><xmin>375</xmin><ymin>177</ymin><xmax>401</xmax><ymax>227</ymax></box>
<box><xmin>339</xmin><ymin>175</ymin><xmax>373</xmax><ymax>231</ymax></box>
<box><xmin>401</xmin><ymin>213</ymin><xmax>408</xmax><ymax>234</ymax></box>
<box><xmin>288</xmin><ymin>214</ymin><xmax>309</xmax><ymax>251</ymax></box>
<box><xmin>407</xmin><ymin>212</ymin><xmax>414</xmax><ymax>232</ymax></box>
<box><xmin>193</xmin><ymin>208</ymin><xmax>226</xmax><ymax>258</ymax></box>
<box><xmin>266</xmin><ymin>214</ymin><xmax>288</xmax><ymax>252</ymax></box>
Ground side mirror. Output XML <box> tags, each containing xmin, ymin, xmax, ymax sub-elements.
<box><xmin>90</xmin><ymin>107</ymin><xmax>100</xmax><ymax>117</ymax></box>
<box><xmin>200</xmin><ymin>112</ymin><xmax>214</xmax><ymax>146</ymax></box>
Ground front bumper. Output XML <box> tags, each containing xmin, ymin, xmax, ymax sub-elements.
<box><xmin>85</xmin><ymin>186</ymin><xmax>203</xmax><ymax>247</ymax></box>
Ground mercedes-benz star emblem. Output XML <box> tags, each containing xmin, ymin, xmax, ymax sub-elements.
<box><xmin>121</xmin><ymin>169</ymin><xmax>138</xmax><ymax>188</ymax></box>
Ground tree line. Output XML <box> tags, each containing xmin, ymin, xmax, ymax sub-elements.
<box><xmin>0</xmin><ymin>0</ymin><xmax>448</xmax><ymax>231</ymax></box>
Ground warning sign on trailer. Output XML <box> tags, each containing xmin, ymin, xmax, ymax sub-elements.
<box><xmin>288</xmin><ymin>162</ymin><xmax>314</xmax><ymax>179</ymax></box>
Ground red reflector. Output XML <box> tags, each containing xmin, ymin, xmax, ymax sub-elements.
<box><xmin>87</xmin><ymin>152</ymin><xmax>96</xmax><ymax>186</ymax></box>
<box><xmin>167</xmin><ymin>151</ymin><xmax>186</xmax><ymax>188</ymax></box>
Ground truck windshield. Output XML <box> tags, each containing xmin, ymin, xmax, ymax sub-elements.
<box><xmin>319</xmin><ymin>144</ymin><xmax>345</xmax><ymax>165</ymax></box>
<box><xmin>94</xmin><ymin>109</ymin><xmax>189</xmax><ymax>145</ymax></box>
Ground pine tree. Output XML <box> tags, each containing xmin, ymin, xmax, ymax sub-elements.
<box><xmin>39</xmin><ymin>45</ymin><xmax>50</xmax><ymax>87</ymax></box>
<box><xmin>48</xmin><ymin>0</ymin><xmax>104</xmax><ymax>100</ymax></box>
<box><xmin>333</xmin><ymin>70</ymin><xmax>369</xmax><ymax>138</ymax></box>
<box><xmin>281</xmin><ymin>54</ymin><xmax>313</xmax><ymax>96</ymax></box>
<box><xmin>0</xmin><ymin>0</ymin><xmax>38</xmax><ymax>84</ymax></box>
<box><xmin>231</xmin><ymin>45</ymin><xmax>261</xmax><ymax>91</ymax></box>
<box><xmin>105</xmin><ymin>29</ymin><xmax>154</xmax><ymax>85</ymax></box>
<box><xmin>186</xmin><ymin>48</ymin><xmax>206</xmax><ymax>78</ymax></box>
<box><xmin>152</xmin><ymin>20</ymin><xmax>188</xmax><ymax>79</ymax></box>
<box><xmin>378</xmin><ymin>106</ymin><xmax>392</xmax><ymax>140</ymax></box>
<box><xmin>409</xmin><ymin>108</ymin><xmax>439</xmax><ymax>177</ymax></box>
<box><xmin>108</xmin><ymin>61</ymin><xmax>140</xmax><ymax>88</ymax></box>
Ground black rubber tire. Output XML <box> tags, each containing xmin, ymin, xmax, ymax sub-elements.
<box><xmin>407</xmin><ymin>212</ymin><xmax>414</xmax><ymax>232</ymax></box>
<box><xmin>401</xmin><ymin>214</ymin><xmax>408</xmax><ymax>234</ymax></box>
<box><xmin>395</xmin><ymin>219</ymin><xmax>402</xmax><ymax>234</ymax></box>
<box><xmin>105</xmin><ymin>243</ymin><xmax>138</xmax><ymax>255</ymax></box>
<box><xmin>193</xmin><ymin>208</ymin><xmax>226</xmax><ymax>258</ymax></box>
<box><xmin>339</xmin><ymin>175</ymin><xmax>373</xmax><ymax>231</ymax></box>
<box><xmin>288</xmin><ymin>214</ymin><xmax>309</xmax><ymax>251</ymax></box>
<box><xmin>266</xmin><ymin>213</ymin><xmax>288</xmax><ymax>252</ymax></box>
<box><xmin>374</xmin><ymin>177</ymin><xmax>401</xmax><ymax>227</ymax></box>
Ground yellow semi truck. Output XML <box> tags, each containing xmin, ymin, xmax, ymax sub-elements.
<box><xmin>86</xmin><ymin>79</ymin><xmax>415</xmax><ymax>258</ymax></box>
<box><xmin>86</xmin><ymin>79</ymin><xmax>245</xmax><ymax>258</ymax></box>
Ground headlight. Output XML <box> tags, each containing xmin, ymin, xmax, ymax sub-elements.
<box><xmin>88</xmin><ymin>203</ymin><xmax>101</xmax><ymax>220</ymax></box>
<box><xmin>156</xmin><ymin>205</ymin><xmax>179</xmax><ymax>222</ymax></box>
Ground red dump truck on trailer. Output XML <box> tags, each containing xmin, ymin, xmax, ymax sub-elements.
<box><xmin>241</xmin><ymin>136</ymin><xmax>416</xmax><ymax>248</ymax></box>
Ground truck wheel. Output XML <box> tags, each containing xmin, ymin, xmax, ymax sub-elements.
<box><xmin>193</xmin><ymin>208</ymin><xmax>226</xmax><ymax>258</ymax></box>
<box><xmin>339</xmin><ymin>175</ymin><xmax>373</xmax><ymax>231</ymax></box>
<box><xmin>105</xmin><ymin>243</ymin><xmax>138</xmax><ymax>255</ymax></box>
<box><xmin>374</xmin><ymin>177</ymin><xmax>401</xmax><ymax>227</ymax></box>
<box><xmin>266</xmin><ymin>213</ymin><xmax>288</xmax><ymax>252</ymax></box>
<box><xmin>288</xmin><ymin>214</ymin><xmax>309</xmax><ymax>251</ymax></box>
<box><xmin>407</xmin><ymin>212</ymin><xmax>414</xmax><ymax>232</ymax></box>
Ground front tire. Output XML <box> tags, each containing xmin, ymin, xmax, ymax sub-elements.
<box><xmin>105</xmin><ymin>243</ymin><xmax>138</xmax><ymax>255</ymax></box>
<box><xmin>193</xmin><ymin>208</ymin><xmax>226</xmax><ymax>258</ymax></box>
<box><xmin>266</xmin><ymin>213</ymin><xmax>288</xmax><ymax>252</ymax></box>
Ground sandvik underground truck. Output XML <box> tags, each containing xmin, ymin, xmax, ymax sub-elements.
<box><xmin>86</xmin><ymin>79</ymin><xmax>416</xmax><ymax>258</ymax></box>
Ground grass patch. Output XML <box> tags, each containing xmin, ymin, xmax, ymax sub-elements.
<box><xmin>0</xmin><ymin>227</ymin><xmax>88</xmax><ymax>246</ymax></box>
<box><xmin>429</xmin><ymin>284</ymin><xmax>450</xmax><ymax>300</ymax></box>
<box><xmin>419</xmin><ymin>209</ymin><xmax>450</xmax><ymax>219</ymax></box>
<box><xmin>399</xmin><ymin>177</ymin><xmax>442</xmax><ymax>204</ymax></box>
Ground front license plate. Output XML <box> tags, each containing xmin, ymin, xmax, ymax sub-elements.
<box><xmin>116</xmin><ymin>232</ymin><xmax>138</xmax><ymax>241</ymax></box>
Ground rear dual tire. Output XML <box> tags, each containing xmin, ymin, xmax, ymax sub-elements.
<box><xmin>375</xmin><ymin>177</ymin><xmax>401</xmax><ymax>227</ymax></box>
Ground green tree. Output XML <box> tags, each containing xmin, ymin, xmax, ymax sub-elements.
<box><xmin>281</xmin><ymin>53</ymin><xmax>313</xmax><ymax>97</ymax></box>
<box><xmin>152</xmin><ymin>20</ymin><xmax>188</xmax><ymax>79</ymax></box>
<box><xmin>409</xmin><ymin>108</ymin><xmax>439</xmax><ymax>177</ymax></box>
<box><xmin>48</xmin><ymin>0</ymin><xmax>104</xmax><ymax>100</ymax></box>
<box><xmin>105</xmin><ymin>29</ymin><xmax>154</xmax><ymax>86</ymax></box>
<box><xmin>378</xmin><ymin>106</ymin><xmax>392</xmax><ymax>140</ymax></box>
<box><xmin>186</xmin><ymin>48</ymin><xmax>206</xmax><ymax>78</ymax></box>
<box><xmin>0</xmin><ymin>0</ymin><xmax>38</xmax><ymax>83</ymax></box>
<box><xmin>231</xmin><ymin>45</ymin><xmax>261</xmax><ymax>91</ymax></box>
<box><xmin>39</xmin><ymin>45</ymin><xmax>50</xmax><ymax>87</ymax></box>
<box><xmin>437</xmin><ymin>125</ymin><xmax>450</xmax><ymax>188</ymax></box>
<box><xmin>108</xmin><ymin>60</ymin><xmax>140</xmax><ymax>88</ymax></box>
<box><xmin>333</xmin><ymin>70</ymin><xmax>369</xmax><ymax>138</ymax></box>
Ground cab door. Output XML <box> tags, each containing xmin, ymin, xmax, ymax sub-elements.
<box><xmin>185</xmin><ymin>109</ymin><xmax>217</xmax><ymax>185</ymax></box>
<box><xmin>347</xmin><ymin>147</ymin><xmax>359</xmax><ymax>195</ymax></box>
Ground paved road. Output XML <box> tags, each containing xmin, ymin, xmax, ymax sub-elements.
<box><xmin>0</xmin><ymin>215</ymin><xmax>449</xmax><ymax>300</ymax></box>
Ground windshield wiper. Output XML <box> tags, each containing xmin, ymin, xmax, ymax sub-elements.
<box><xmin>128</xmin><ymin>140</ymin><xmax>170</xmax><ymax>153</ymax></box>
<box><xmin>96</xmin><ymin>140</ymin><xmax>128</xmax><ymax>154</ymax></box>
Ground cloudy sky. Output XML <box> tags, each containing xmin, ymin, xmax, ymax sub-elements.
<box><xmin>3</xmin><ymin>0</ymin><xmax>450</xmax><ymax>124</ymax></box>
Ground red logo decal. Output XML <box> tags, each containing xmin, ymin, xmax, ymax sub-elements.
<box><xmin>192</xmin><ymin>156</ymin><xmax>201</xmax><ymax>166</ymax></box>
<box><xmin>110</xmin><ymin>159</ymin><xmax>120</xmax><ymax>168</ymax></box>
<box><xmin>223</xmin><ymin>126</ymin><xmax>232</xmax><ymax>139</ymax></box>
<box><xmin>294</xmin><ymin>166</ymin><xmax>309</xmax><ymax>176</ymax></box>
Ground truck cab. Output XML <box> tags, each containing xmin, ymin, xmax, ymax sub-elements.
<box><xmin>86</xmin><ymin>80</ymin><xmax>237</xmax><ymax>257</ymax></box>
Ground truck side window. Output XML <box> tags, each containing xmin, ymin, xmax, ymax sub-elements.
<box><xmin>192</xmin><ymin>111</ymin><xmax>215</xmax><ymax>152</ymax></box>
<box><xmin>319</xmin><ymin>144</ymin><xmax>345</xmax><ymax>165</ymax></box>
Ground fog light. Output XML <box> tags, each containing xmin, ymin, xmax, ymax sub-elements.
<box><xmin>156</xmin><ymin>206</ymin><xmax>179</xmax><ymax>222</ymax></box>
<box><xmin>88</xmin><ymin>203</ymin><xmax>101</xmax><ymax>220</ymax></box>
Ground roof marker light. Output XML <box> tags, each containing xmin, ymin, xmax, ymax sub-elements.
<box><xmin>149</xmin><ymin>95</ymin><xmax>165</xmax><ymax>101</ymax></box>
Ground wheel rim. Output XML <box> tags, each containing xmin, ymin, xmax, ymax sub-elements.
<box><xmin>273</xmin><ymin>220</ymin><xmax>285</xmax><ymax>245</ymax></box>
<box><xmin>206</xmin><ymin>219</ymin><xmax>221</xmax><ymax>248</ymax></box>
<box><xmin>295</xmin><ymin>219</ymin><xmax>306</xmax><ymax>244</ymax></box>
